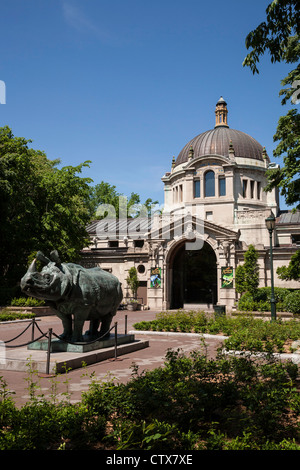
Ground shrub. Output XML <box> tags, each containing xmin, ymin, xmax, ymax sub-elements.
<box><xmin>238</xmin><ymin>287</ymin><xmax>298</xmax><ymax>312</ymax></box>
<box><xmin>10</xmin><ymin>297</ymin><xmax>45</xmax><ymax>307</ymax></box>
<box><xmin>1</xmin><ymin>347</ymin><xmax>300</xmax><ymax>450</ymax></box>
<box><xmin>235</xmin><ymin>245</ymin><xmax>259</xmax><ymax>295</ymax></box>
<box><xmin>126</xmin><ymin>267</ymin><xmax>139</xmax><ymax>299</ymax></box>
<box><xmin>109</xmin><ymin>418</ymin><xmax>194</xmax><ymax>450</ymax></box>
<box><xmin>134</xmin><ymin>311</ymin><xmax>300</xmax><ymax>355</ymax></box>
<box><xmin>0</xmin><ymin>310</ymin><xmax>35</xmax><ymax>322</ymax></box>
<box><xmin>284</xmin><ymin>291</ymin><xmax>300</xmax><ymax>314</ymax></box>
<box><xmin>237</xmin><ymin>292</ymin><xmax>256</xmax><ymax>311</ymax></box>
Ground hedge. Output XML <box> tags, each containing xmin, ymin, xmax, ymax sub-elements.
<box><xmin>238</xmin><ymin>287</ymin><xmax>300</xmax><ymax>314</ymax></box>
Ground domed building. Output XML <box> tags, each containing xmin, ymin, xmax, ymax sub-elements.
<box><xmin>83</xmin><ymin>98</ymin><xmax>299</xmax><ymax>312</ymax></box>
<box><xmin>162</xmin><ymin>97</ymin><xmax>276</xmax><ymax>236</ymax></box>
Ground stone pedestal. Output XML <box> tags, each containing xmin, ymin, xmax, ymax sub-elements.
<box><xmin>0</xmin><ymin>334</ymin><xmax>149</xmax><ymax>373</ymax></box>
<box><xmin>28</xmin><ymin>334</ymin><xmax>135</xmax><ymax>353</ymax></box>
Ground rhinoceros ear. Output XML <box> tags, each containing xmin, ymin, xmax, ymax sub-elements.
<box><xmin>36</xmin><ymin>251</ymin><xmax>51</xmax><ymax>265</ymax></box>
<box><xmin>50</xmin><ymin>250</ymin><xmax>62</xmax><ymax>266</ymax></box>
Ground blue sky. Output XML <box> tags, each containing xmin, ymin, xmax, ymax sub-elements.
<box><xmin>0</xmin><ymin>0</ymin><xmax>296</xmax><ymax>209</ymax></box>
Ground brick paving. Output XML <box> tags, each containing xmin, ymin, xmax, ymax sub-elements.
<box><xmin>0</xmin><ymin>310</ymin><xmax>224</xmax><ymax>407</ymax></box>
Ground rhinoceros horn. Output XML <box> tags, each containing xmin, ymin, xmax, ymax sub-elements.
<box><xmin>27</xmin><ymin>258</ymin><xmax>37</xmax><ymax>273</ymax></box>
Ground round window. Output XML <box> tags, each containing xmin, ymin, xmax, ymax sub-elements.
<box><xmin>137</xmin><ymin>264</ymin><xmax>145</xmax><ymax>274</ymax></box>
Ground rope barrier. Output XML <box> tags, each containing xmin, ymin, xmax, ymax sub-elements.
<box><xmin>0</xmin><ymin>315</ymin><xmax>128</xmax><ymax>374</ymax></box>
<box><xmin>3</xmin><ymin>320</ymin><xmax>34</xmax><ymax>343</ymax></box>
<box><xmin>4</xmin><ymin>333</ymin><xmax>48</xmax><ymax>349</ymax></box>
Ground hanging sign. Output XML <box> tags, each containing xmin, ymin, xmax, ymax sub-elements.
<box><xmin>150</xmin><ymin>267</ymin><xmax>161</xmax><ymax>288</ymax></box>
<box><xmin>221</xmin><ymin>266</ymin><xmax>233</xmax><ymax>288</ymax></box>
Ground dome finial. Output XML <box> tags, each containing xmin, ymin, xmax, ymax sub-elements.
<box><xmin>188</xmin><ymin>145</ymin><xmax>194</xmax><ymax>160</ymax></box>
<box><xmin>171</xmin><ymin>155</ymin><xmax>176</xmax><ymax>172</ymax></box>
<box><xmin>229</xmin><ymin>139</ymin><xmax>235</xmax><ymax>160</ymax></box>
<box><xmin>215</xmin><ymin>97</ymin><xmax>229</xmax><ymax>128</ymax></box>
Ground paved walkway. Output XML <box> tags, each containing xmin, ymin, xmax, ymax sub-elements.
<box><xmin>0</xmin><ymin>310</ymin><xmax>225</xmax><ymax>407</ymax></box>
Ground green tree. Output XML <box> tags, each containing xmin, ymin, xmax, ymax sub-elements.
<box><xmin>89</xmin><ymin>181</ymin><xmax>122</xmax><ymax>219</ymax></box>
<box><xmin>90</xmin><ymin>182</ymin><xmax>159</xmax><ymax>219</ymax></box>
<box><xmin>235</xmin><ymin>245</ymin><xmax>260</xmax><ymax>295</ymax></box>
<box><xmin>277</xmin><ymin>249</ymin><xmax>300</xmax><ymax>280</ymax></box>
<box><xmin>0</xmin><ymin>126</ymin><xmax>92</xmax><ymax>289</ymax></box>
<box><xmin>243</xmin><ymin>0</ymin><xmax>300</xmax><ymax>210</ymax></box>
<box><xmin>126</xmin><ymin>267</ymin><xmax>139</xmax><ymax>299</ymax></box>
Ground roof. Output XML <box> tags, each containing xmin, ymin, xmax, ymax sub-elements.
<box><xmin>277</xmin><ymin>211</ymin><xmax>300</xmax><ymax>225</ymax></box>
<box><xmin>87</xmin><ymin>217</ymin><xmax>153</xmax><ymax>237</ymax></box>
<box><xmin>175</xmin><ymin>126</ymin><xmax>268</xmax><ymax>167</ymax></box>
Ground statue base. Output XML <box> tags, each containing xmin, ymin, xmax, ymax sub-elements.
<box><xmin>27</xmin><ymin>334</ymin><xmax>135</xmax><ymax>353</ymax></box>
<box><xmin>0</xmin><ymin>335</ymin><xmax>149</xmax><ymax>374</ymax></box>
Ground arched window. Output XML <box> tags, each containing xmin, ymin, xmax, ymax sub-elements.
<box><xmin>205</xmin><ymin>170</ymin><xmax>215</xmax><ymax>197</ymax></box>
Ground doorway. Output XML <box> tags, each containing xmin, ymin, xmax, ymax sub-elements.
<box><xmin>171</xmin><ymin>242</ymin><xmax>217</xmax><ymax>308</ymax></box>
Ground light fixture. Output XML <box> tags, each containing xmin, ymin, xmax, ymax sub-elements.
<box><xmin>265</xmin><ymin>211</ymin><xmax>276</xmax><ymax>232</ymax></box>
<box><xmin>265</xmin><ymin>210</ymin><xmax>276</xmax><ymax>321</ymax></box>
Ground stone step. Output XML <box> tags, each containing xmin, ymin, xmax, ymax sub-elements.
<box><xmin>183</xmin><ymin>303</ymin><xmax>216</xmax><ymax>312</ymax></box>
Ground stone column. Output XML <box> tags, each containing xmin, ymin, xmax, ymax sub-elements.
<box><xmin>217</xmin><ymin>239</ymin><xmax>236</xmax><ymax>310</ymax></box>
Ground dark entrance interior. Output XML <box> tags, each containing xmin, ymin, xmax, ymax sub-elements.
<box><xmin>171</xmin><ymin>242</ymin><xmax>217</xmax><ymax>308</ymax></box>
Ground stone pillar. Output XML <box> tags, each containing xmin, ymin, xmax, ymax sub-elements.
<box><xmin>217</xmin><ymin>239</ymin><xmax>236</xmax><ymax>310</ymax></box>
<box><xmin>147</xmin><ymin>240</ymin><xmax>165</xmax><ymax>310</ymax></box>
<box><xmin>185</xmin><ymin>169</ymin><xmax>195</xmax><ymax>203</ymax></box>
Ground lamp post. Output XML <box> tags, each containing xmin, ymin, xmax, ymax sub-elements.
<box><xmin>265</xmin><ymin>211</ymin><xmax>276</xmax><ymax>321</ymax></box>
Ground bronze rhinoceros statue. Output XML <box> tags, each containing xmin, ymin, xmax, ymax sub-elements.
<box><xmin>21</xmin><ymin>251</ymin><xmax>123</xmax><ymax>342</ymax></box>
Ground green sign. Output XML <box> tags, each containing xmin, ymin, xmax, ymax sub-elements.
<box><xmin>221</xmin><ymin>266</ymin><xmax>233</xmax><ymax>288</ymax></box>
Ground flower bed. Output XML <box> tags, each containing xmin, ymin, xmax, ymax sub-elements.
<box><xmin>0</xmin><ymin>309</ymin><xmax>36</xmax><ymax>322</ymax></box>
<box><xmin>133</xmin><ymin>310</ymin><xmax>300</xmax><ymax>354</ymax></box>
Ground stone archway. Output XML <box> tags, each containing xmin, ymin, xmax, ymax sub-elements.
<box><xmin>169</xmin><ymin>240</ymin><xmax>218</xmax><ymax>309</ymax></box>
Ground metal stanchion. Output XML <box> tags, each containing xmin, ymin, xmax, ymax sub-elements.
<box><xmin>109</xmin><ymin>321</ymin><xmax>122</xmax><ymax>362</ymax></box>
<box><xmin>125</xmin><ymin>314</ymin><xmax>128</xmax><ymax>335</ymax></box>
<box><xmin>31</xmin><ymin>318</ymin><xmax>36</xmax><ymax>342</ymax></box>
<box><xmin>114</xmin><ymin>322</ymin><xmax>118</xmax><ymax>360</ymax></box>
<box><xmin>46</xmin><ymin>328</ymin><xmax>52</xmax><ymax>375</ymax></box>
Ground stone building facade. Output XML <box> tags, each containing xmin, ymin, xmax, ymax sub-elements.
<box><xmin>81</xmin><ymin>98</ymin><xmax>300</xmax><ymax>311</ymax></box>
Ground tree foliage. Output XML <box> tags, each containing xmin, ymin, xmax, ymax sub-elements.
<box><xmin>277</xmin><ymin>249</ymin><xmax>300</xmax><ymax>280</ymax></box>
<box><xmin>243</xmin><ymin>0</ymin><xmax>300</xmax><ymax>210</ymax></box>
<box><xmin>0</xmin><ymin>126</ymin><xmax>159</xmax><ymax>297</ymax></box>
<box><xmin>89</xmin><ymin>181</ymin><xmax>159</xmax><ymax>219</ymax></box>
<box><xmin>264</xmin><ymin>109</ymin><xmax>300</xmax><ymax>207</ymax></box>
<box><xmin>243</xmin><ymin>1</ymin><xmax>300</xmax><ymax>74</ymax></box>
<box><xmin>126</xmin><ymin>267</ymin><xmax>139</xmax><ymax>299</ymax></box>
<box><xmin>235</xmin><ymin>244</ymin><xmax>260</xmax><ymax>295</ymax></box>
<box><xmin>0</xmin><ymin>126</ymin><xmax>92</xmax><ymax>287</ymax></box>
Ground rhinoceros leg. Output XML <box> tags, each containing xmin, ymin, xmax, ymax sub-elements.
<box><xmin>72</xmin><ymin>318</ymin><xmax>86</xmax><ymax>342</ymax></box>
<box><xmin>54</xmin><ymin>311</ymin><xmax>73</xmax><ymax>341</ymax></box>
<box><xmin>99</xmin><ymin>313</ymin><xmax>114</xmax><ymax>339</ymax></box>
<box><xmin>86</xmin><ymin>319</ymin><xmax>100</xmax><ymax>339</ymax></box>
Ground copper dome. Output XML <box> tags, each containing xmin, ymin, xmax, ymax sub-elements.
<box><xmin>174</xmin><ymin>98</ymin><xmax>268</xmax><ymax>167</ymax></box>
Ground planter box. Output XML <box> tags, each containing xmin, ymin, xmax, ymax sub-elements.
<box><xmin>127</xmin><ymin>303</ymin><xmax>138</xmax><ymax>311</ymax></box>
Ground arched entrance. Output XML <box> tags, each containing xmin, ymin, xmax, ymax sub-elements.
<box><xmin>170</xmin><ymin>241</ymin><xmax>217</xmax><ymax>309</ymax></box>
